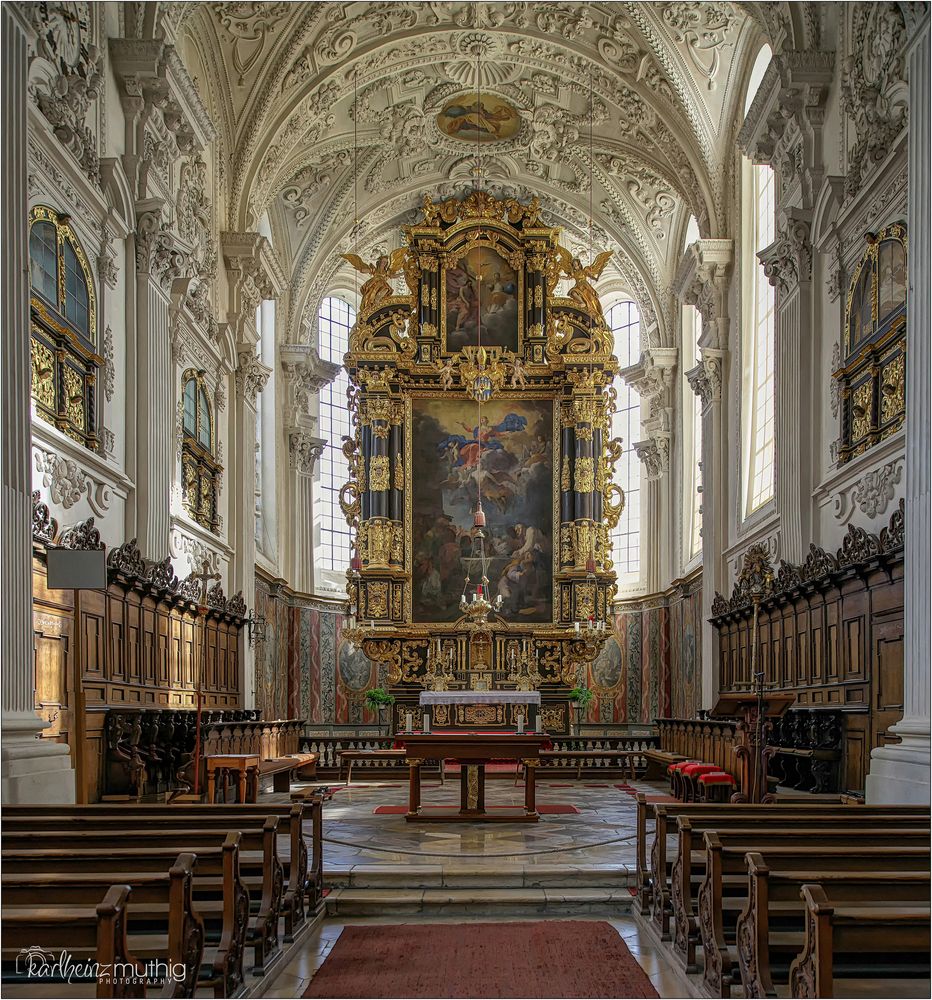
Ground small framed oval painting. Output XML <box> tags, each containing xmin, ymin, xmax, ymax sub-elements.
<box><xmin>436</xmin><ymin>93</ymin><xmax>520</xmax><ymax>143</ymax></box>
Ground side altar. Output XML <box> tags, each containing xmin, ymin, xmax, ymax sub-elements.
<box><xmin>339</xmin><ymin>192</ymin><xmax>624</xmax><ymax>735</ymax></box>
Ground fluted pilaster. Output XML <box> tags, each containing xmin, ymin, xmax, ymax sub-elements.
<box><xmin>867</xmin><ymin>20</ymin><xmax>931</xmax><ymax>804</ymax></box>
<box><xmin>1</xmin><ymin>6</ymin><xmax>75</xmax><ymax>802</ymax></box>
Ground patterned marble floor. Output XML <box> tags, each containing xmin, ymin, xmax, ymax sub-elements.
<box><xmin>296</xmin><ymin>776</ymin><xmax>654</xmax><ymax>878</ymax></box>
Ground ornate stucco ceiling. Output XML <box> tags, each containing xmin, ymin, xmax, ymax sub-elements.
<box><xmin>166</xmin><ymin>1</ymin><xmax>818</xmax><ymax>342</ymax></box>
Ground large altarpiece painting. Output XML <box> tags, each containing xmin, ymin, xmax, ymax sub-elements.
<box><xmin>409</xmin><ymin>395</ymin><xmax>554</xmax><ymax>623</ymax></box>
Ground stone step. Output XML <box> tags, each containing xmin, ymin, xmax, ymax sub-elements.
<box><xmin>325</xmin><ymin>886</ymin><xmax>635</xmax><ymax>918</ymax></box>
<box><xmin>325</xmin><ymin>863</ymin><xmax>632</xmax><ymax>890</ymax></box>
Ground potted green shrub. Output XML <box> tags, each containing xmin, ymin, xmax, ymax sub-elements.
<box><xmin>568</xmin><ymin>686</ymin><xmax>594</xmax><ymax>737</ymax></box>
<box><xmin>568</xmin><ymin>686</ymin><xmax>594</xmax><ymax>710</ymax></box>
<box><xmin>365</xmin><ymin>687</ymin><xmax>395</xmax><ymax>736</ymax></box>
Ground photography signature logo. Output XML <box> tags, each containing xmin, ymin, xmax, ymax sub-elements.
<box><xmin>15</xmin><ymin>947</ymin><xmax>186</xmax><ymax>986</ymax></box>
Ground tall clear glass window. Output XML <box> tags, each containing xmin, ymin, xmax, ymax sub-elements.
<box><xmin>744</xmin><ymin>161</ymin><xmax>776</xmax><ymax>514</ymax></box>
<box><xmin>683</xmin><ymin>305</ymin><xmax>703</xmax><ymax>558</ymax></box>
<box><xmin>607</xmin><ymin>300</ymin><xmax>642</xmax><ymax>580</ymax></box>
<box><xmin>317</xmin><ymin>296</ymin><xmax>356</xmax><ymax>573</ymax></box>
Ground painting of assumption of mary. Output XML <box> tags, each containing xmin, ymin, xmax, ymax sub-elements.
<box><xmin>410</xmin><ymin>397</ymin><xmax>553</xmax><ymax>623</ymax></box>
<box><xmin>445</xmin><ymin>245</ymin><xmax>519</xmax><ymax>353</ymax></box>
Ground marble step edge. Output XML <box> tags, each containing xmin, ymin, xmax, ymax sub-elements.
<box><xmin>325</xmin><ymin>886</ymin><xmax>636</xmax><ymax>917</ymax></box>
<box><xmin>324</xmin><ymin>864</ymin><xmax>633</xmax><ymax>889</ymax></box>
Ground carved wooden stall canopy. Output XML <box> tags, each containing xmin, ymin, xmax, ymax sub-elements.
<box><xmin>339</xmin><ymin>192</ymin><xmax>624</xmax><ymax>712</ymax></box>
<box><xmin>31</xmin><ymin>492</ymin><xmax>247</xmax><ymax>802</ymax></box>
<box><xmin>835</xmin><ymin>222</ymin><xmax>907</xmax><ymax>464</ymax></box>
<box><xmin>709</xmin><ymin>500</ymin><xmax>905</xmax><ymax>793</ymax></box>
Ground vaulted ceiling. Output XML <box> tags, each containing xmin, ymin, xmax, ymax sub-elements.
<box><xmin>167</xmin><ymin>1</ymin><xmax>818</xmax><ymax>342</ymax></box>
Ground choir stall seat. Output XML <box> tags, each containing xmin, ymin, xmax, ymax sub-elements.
<box><xmin>696</xmin><ymin>770</ymin><xmax>736</xmax><ymax>803</ymax></box>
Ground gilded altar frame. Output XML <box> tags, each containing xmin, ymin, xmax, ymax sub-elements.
<box><xmin>340</xmin><ymin>191</ymin><xmax>624</xmax><ymax>694</ymax></box>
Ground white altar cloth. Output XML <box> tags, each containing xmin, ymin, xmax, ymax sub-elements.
<box><xmin>419</xmin><ymin>691</ymin><xmax>541</xmax><ymax>706</ymax></box>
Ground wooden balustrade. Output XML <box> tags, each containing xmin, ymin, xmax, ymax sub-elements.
<box><xmin>655</xmin><ymin>718</ymin><xmax>738</xmax><ymax>778</ymax></box>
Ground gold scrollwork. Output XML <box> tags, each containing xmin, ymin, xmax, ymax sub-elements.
<box><xmin>574</xmin><ymin>457</ymin><xmax>594</xmax><ymax>493</ymax></box>
<box><xmin>366</xmin><ymin>581</ymin><xmax>389</xmax><ymax>618</ymax></box>
<box><xmin>851</xmin><ymin>381</ymin><xmax>873</xmax><ymax>441</ymax></box>
<box><xmin>394</xmin><ymin>453</ymin><xmax>405</xmax><ymax>491</ymax></box>
<box><xmin>561</xmin><ymin>457</ymin><xmax>571</xmax><ymax>492</ymax></box>
<box><xmin>880</xmin><ymin>355</ymin><xmax>905</xmax><ymax>423</ymax></box>
<box><xmin>369</xmin><ymin>455</ymin><xmax>391</xmax><ymax>492</ymax></box>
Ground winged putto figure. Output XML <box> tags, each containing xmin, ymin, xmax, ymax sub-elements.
<box><xmin>549</xmin><ymin>246</ymin><xmax>613</xmax><ymax>330</ymax></box>
<box><xmin>341</xmin><ymin>248</ymin><xmax>410</xmax><ymax>316</ymax></box>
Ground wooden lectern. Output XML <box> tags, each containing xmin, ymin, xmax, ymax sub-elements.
<box><xmin>711</xmin><ymin>692</ymin><xmax>796</xmax><ymax>802</ymax></box>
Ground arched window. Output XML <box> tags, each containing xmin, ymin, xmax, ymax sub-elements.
<box><xmin>607</xmin><ymin>300</ymin><xmax>642</xmax><ymax>581</ymax></box>
<box><xmin>742</xmin><ymin>158</ymin><xmax>776</xmax><ymax>515</ymax></box>
<box><xmin>28</xmin><ymin>206</ymin><xmax>99</xmax><ymax>450</ymax></box>
<box><xmin>317</xmin><ymin>296</ymin><xmax>357</xmax><ymax>578</ymax></box>
<box><xmin>682</xmin><ymin>305</ymin><xmax>703</xmax><ymax>559</ymax></box>
<box><xmin>180</xmin><ymin>369</ymin><xmax>222</xmax><ymax>534</ymax></box>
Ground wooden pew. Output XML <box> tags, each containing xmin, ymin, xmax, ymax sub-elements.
<box><xmin>735</xmin><ymin>852</ymin><xmax>931</xmax><ymax>999</ymax></box>
<box><xmin>2</xmin><ymin>855</ymin><xmax>202</xmax><ymax>999</ymax></box>
<box><xmin>1</xmin><ymin>884</ymin><xmax>141</xmax><ymax>999</ymax></box>
<box><xmin>4</xmin><ymin>807</ymin><xmax>305</xmax><ymax>942</ymax></box>
<box><xmin>672</xmin><ymin>818</ymin><xmax>930</xmax><ymax>970</ymax></box>
<box><xmin>2</xmin><ymin>821</ymin><xmax>282</xmax><ymax>974</ymax></box>
<box><xmin>698</xmin><ymin>837</ymin><xmax>930</xmax><ymax>996</ymax></box>
<box><xmin>788</xmin><ymin>883</ymin><xmax>931</xmax><ymax>998</ymax></box>
<box><xmin>3</xmin><ymin>791</ymin><xmax>329</xmax><ymax>921</ymax></box>
<box><xmin>642</xmin><ymin>802</ymin><xmax>928</xmax><ymax>938</ymax></box>
<box><xmin>2</xmin><ymin>835</ymin><xmax>246</xmax><ymax>998</ymax></box>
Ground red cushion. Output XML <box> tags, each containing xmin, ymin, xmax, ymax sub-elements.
<box><xmin>698</xmin><ymin>771</ymin><xmax>735</xmax><ymax>784</ymax></box>
<box><xmin>682</xmin><ymin>763</ymin><xmax>719</xmax><ymax>776</ymax></box>
<box><xmin>667</xmin><ymin>760</ymin><xmax>698</xmax><ymax>774</ymax></box>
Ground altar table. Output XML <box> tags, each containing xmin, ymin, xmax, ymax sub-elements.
<box><xmin>396</xmin><ymin>732</ymin><xmax>550</xmax><ymax>823</ymax></box>
<box><xmin>418</xmin><ymin>690</ymin><xmax>541</xmax><ymax>729</ymax></box>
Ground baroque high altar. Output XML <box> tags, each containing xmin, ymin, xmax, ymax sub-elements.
<box><xmin>340</xmin><ymin>191</ymin><xmax>623</xmax><ymax>734</ymax></box>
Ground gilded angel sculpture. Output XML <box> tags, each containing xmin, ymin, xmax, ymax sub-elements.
<box><xmin>341</xmin><ymin>248</ymin><xmax>410</xmax><ymax>315</ymax></box>
<box><xmin>550</xmin><ymin>246</ymin><xmax>613</xmax><ymax>329</ymax></box>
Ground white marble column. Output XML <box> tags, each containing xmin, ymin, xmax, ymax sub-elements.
<box><xmin>288</xmin><ymin>432</ymin><xmax>326</xmax><ymax>593</ymax></box>
<box><xmin>867</xmin><ymin>21</ymin><xmax>931</xmax><ymax>804</ymax></box>
<box><xmin>1</xmin><ymin>6</ymin><xmax>75</xmax><ymax>803</ymax></box>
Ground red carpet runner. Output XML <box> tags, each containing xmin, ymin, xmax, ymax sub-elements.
<box><xmin>303</xmin><ymin>920</ymin><xmax>660</xmax><ymax>998</ymax></box>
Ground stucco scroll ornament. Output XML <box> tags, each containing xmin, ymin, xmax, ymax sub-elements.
<box><xmin>29</xmin><ymin>1</ymin><xmax>103</xmax><ymax>183</ymax></box>
<box><xmin>103</xmin><ymin>325</ymin><xmax>115</xmax><ymax>402</ymax></box>
<box><xmin>36</xmin><ymin>451</ymin><xmax>84</xmax><ymax>509</ymax></box>
<box><xmin>829</xmin><ymin>342</ymin><xmax>841</xmax><ymax>418</ymax></box>
<box><xmin>136</xmin><ymin>211</ymin><xmax>190</xmax><ymax>288</ymax></box>
<box><xmin>841</xmin><ymin>3</ymin><xmax>908</xmax><ymax>199</ymax></box>
<box><xmin>633</xmin><ymin>437</ymin><xmax>670</xmax><ymax>481</ymax></box>
<box><xmin>851</xmin><ymin>461</ymin><xmax>902</xmax><ymax>518</ymax></box>
<box><xmin>289</xmin><ymin>432</ymin><xmax>326</xmax><ymax>476</ymax></box>
<box><xmin>661</xmin><ymin>2</ymin><xmax>737</xmax><ymax>91</ymax></box>
<box><xmin>234</xmin><ymin>350</ymin><xmax>272</xmax><ymax>404</ymax></box>
<box><xmin>758</xmin><ymin>217</ymin><xmax>812</xmax><ymax>294</ymax></box>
